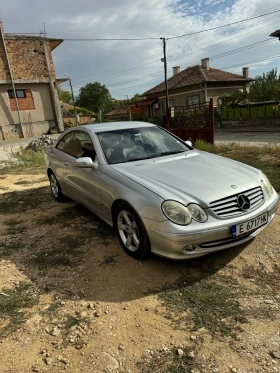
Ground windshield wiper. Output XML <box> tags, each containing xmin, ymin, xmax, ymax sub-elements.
<box><xmin>159</xmin><ymin>150</ymin><xmax>185</xmax><ymax>156</ymax></box>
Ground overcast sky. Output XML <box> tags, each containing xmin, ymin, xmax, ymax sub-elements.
<box><xmin>1</xmin><ymin>0</ymin><xmax>280</xmax><ymax>99</ymax></box>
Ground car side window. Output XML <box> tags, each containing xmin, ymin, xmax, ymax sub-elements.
<box><xmin>56</xmin><ymin>131</ymin><xmax>96</xmax><ymax>160</ymax></box>
<box><xmin>72</xmin><ymin>131</ymin><xmax>96</xmax><ymax>161</ymax></box>
<box><xmin>56</xmin><ymin>132</ymin><xmax>75</xmax><ymax>152</ymax></box>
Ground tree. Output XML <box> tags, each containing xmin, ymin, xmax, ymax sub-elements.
<box><xmin>249</xmin><ymin>68</ymin><xmax>280</xmax><ymax>102</ymax></box>
<box><xmin>130</xmin><ymin>93</ymin><xmax>143</xmax><ymax>102</ymax></box>
<box><xmin>76</xmin><ymin>82</ymin><xmax>115</xmax><ymax>114</ymax></box>
<box><xmin>57</xmin><ymin>87</ymin><xmax>73</xmax><ymax>104</ymax></box>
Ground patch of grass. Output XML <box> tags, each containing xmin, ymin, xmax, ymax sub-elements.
<box><xmin>14</xmin><ymin>180</ymin><xmax>31</xmax><ymax>185</ymax></box>
<box><xmin>0</xmin><ymin>242</ymin><xmax>25</xmax><ymax>257</ymax></box>
<box><xmin>242</xmin><ymin>264</ymin><xmax>280</xmax><ymax>292</ymax></box>
<box><xmin>0</xmin><ymin>187</ymin><xmax>51</xmax><ymax>214</ymax></box>
<box><xmin>63</xmin><ymin>314</ymin><xmax>82</xmax><ymax>333</ymax></box>
<box><xmin>31</xmin><ymin>245</ymin><xmax>84</xmax><ymax>268</ymax></box>
<box><xmin>31</xmin><ymin>249</ymin><xmax>72</xmax><ymax>267</ymax></box>
<box><xmin>59</xmin><ymin>236</ymin><xmax>88</xmax><ymax>249</ymax></box>
<box><xmin>40</xmin><ymin>205</ymin><xmax>95</xmax><ymax>226</ymax></box>
<box><xmin>137</xmin><ymin>347</ymin><xmax>200</xmax><ymax>373</ymax></box>
<box><xmin>3</xmin><ymin>219</ymin><xmax>27</xmax><ymax>235</ymax></box>
<box><xmin>0</xmin><ymin>282</ymin><xmax>39</xmax><ymax>336</ymax></box>
<box><xmin>194</xmin><ymin>141</ymin><xmax>280</xmax><ymax>192</ymax></box>
<box><xmin>159</xmin><ymin>275</ymin><xmax>247</xmax><ymax>338</ymax></box>
<box><xmin>99</xmin><ymin>255</ymin><xmax>119</xmax><ymax>268</ymax></box>
<box><xmin>0</xmin><ymin>149</ymin><xmax>45</xmax><ymax>175</ymax></box>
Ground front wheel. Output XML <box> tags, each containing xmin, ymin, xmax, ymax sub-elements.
<box><xmin>48</xmin><ymin>172</ymin><xmax>67</xmax><ymax>202</ymax></box>
<box><xmin>114</xmin><ymin>202</ymin><xmax>151</xmax><ymax>259</ymax></box>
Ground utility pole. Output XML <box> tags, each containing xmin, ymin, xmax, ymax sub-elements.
<box><xmin>127</xmin><ymin>95</ymin><xmax>131</xmax><ymax>121</ymax></box>
<box><xmin>64</xmin><ymin>73</ymin><xmax>78</xmax><ymax>126</ymax></box>
<box><xmin>161</xmin><ymin>37</ymin><xmax>169</xmax><ymax>130</ymax></box>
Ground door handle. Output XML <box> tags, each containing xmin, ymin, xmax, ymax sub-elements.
<box><xmin>64</xmin><ymin>161</ymin><xmax>69</xmax><ymax>166</ymax></box>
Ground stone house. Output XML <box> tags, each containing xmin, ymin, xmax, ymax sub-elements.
<box><xmin>143</xmin><ymin>58</ymin><xmax>254</xmax><ymax>115</ymax></box>
<box><xmin>0</xmin><ymin>21</ymin><xmax>66</xmax><ymax>140</ymax></box>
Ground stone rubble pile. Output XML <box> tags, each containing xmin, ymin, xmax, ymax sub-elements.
<box><xmin>27</xmin><ymin>135</ymin><xmax>55</xmax><ymax>152</ymax></box>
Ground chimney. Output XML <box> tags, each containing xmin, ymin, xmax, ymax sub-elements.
<box><xmin>173</xmin><ymin>66</ymin><xmax>180</xmax><ymax>76</ymax></box>
<box><xmin>243</xmin><ymin>67</ymin><xmax>249</xmax><ymax>78</ymax></box>
<box><xmin>201</xmin><ymin>58</ymin><xmax>209</xmax><ymax>70</ymax></box>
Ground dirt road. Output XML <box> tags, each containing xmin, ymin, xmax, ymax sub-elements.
<box><xmin>0</xmin><ymin>172</ymin><xmax>279</xmax><ymax>373</ymax></box>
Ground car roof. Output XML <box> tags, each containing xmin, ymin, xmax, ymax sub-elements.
<box><xmin>82</xmin><ymin>121</ymin><xmax>156</xmax><ymax>133</ymax></box>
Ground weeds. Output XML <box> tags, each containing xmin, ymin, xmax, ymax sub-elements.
<box><xmin>0</xmin><ymin>282</ymin><xmax>39</xmax><ymax>336</ymax></box>
<box><xmin>137</xmin><ymin>346</ymin><xmax>200</xmax><ymax>373</ymax></box>
<box><xmin>159</xmin><ymin>275</ymin><xmax>247</xmax><ymax>338</ymax></box>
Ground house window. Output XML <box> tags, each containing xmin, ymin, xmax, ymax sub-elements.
<box><xmin>8</xmin><ymin>89</ymin><xmax>35</xmax><ymax>111</ymax></box>
<box><xmin>186</xmin><ymin>95</ymin><xmax>200</xmax><ymax>108</ymax></box>
<box><xmin>8</xmin><ymin>89</ymin><xmax>26</xmax><ymax>99</ymax></box>
<box><xmin>168</xmin><ymin>99</ymin><xmax>174</xmax><ymax>108</ymax></box>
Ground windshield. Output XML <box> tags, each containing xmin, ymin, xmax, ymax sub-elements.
<box><xmin>97</xmin><ymin>126</ymin><xmax>191</xmax><ymax>164</ymax></box>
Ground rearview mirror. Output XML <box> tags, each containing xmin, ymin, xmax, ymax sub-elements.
<box><xmin>185</xmin><ymin>140</ymin><xmax>192</xmax><ymax>147</ymax></box>
<box><xmin>75</xmin><ymin>157</ymin><xmax>98</xmax><ymax>169</ymax></box>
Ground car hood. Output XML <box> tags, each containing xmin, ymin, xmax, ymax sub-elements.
<box><xmin>111</xmin><ymin>150</ymin><xmax>262</xmax><ymax>207</ymax></box>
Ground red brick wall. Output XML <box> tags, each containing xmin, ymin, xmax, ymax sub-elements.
<box><xmin>9</xmin><ymin>89</ymin><xmax>35</xmax><ymax>111</ymax></box>
<box><xmin>63</xmin><ymin>115</ymin><xmax>92</xmax><ymax>126</ymax></box>
<box><xmin>0</xmin><ymin>37</ymin><xmax>56</xmax><ymax>81</ymax></box>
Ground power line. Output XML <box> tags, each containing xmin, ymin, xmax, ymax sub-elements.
<box><xmin>103</xmin><ymin>38</ymin><xmax>278</xmax><ymax>89</ymax></box>
<box><xmin>72</xmin><ymin>13</ymin><xmax>280</xmax><ymax>83</ymax></box>
<box><xmin>221</xmin><ymin>53</ymin><xmax>280</xmax><ymax>70</ymax></box>
<box><xmin>167</xmin><ymin>9</ymin><xmax>280</xmax><ymax>40</ymax></box>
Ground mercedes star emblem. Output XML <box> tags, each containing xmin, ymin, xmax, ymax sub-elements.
<box><xmin>237</xmin><ymin>194</ymin><xmax>251</xmax><ymax>211</ymax></box>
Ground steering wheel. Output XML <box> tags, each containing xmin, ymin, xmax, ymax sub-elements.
<box><xmin>124</xmin><ymin>146</ymin><xmax>145</xmax><ymax>158</ymax></box>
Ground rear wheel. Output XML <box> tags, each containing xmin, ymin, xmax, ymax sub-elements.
<box><xmin>49</xmin><ymin>172</ymin><xmax>67</xmax><ymax>202</ymax></box>
<box><xmin>114</xmin><ymin>202</ymin><xmax>150</xmax><ymax>259</ymax></box>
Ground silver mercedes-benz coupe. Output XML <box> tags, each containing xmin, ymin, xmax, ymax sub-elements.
<box><xmin>44</xmin><ymin>122</ymin><xmax>279</xmax><ymax>260</ymax></box>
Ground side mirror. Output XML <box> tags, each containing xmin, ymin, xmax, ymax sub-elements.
<box><xmin>75</xmin><ymin>157</ymin><xmax>98</xmax><ymax>169</ymax></box>
<box><xmin>185</xmin><ymin>140</ymin><xmax>193</xmax><ymax>147</ymax></box>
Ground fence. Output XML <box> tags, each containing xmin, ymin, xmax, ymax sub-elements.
<box><xmin>215</xmin><ymin>104</ymin><xmax>280</xmax><ymax>146</ymax></box>
<box><xmin>132</xmin><ymin>100</ymin><xmax>214</xmax><ymax>143</ymax></box>
<box><xmin>220</xmin><ymin>105</ymin><xmax>280</xmax><ymax>121</ymax></box>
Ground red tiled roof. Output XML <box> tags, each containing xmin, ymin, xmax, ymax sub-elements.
<box><xmin>106</xmin><ymin>107</ymin><xmax>128</xmax><ymax>116</ymax></box>
<box><xmin>144</xmin><ymin>65</ymin><xmax>254</xmax><ymax>95</ymax></box>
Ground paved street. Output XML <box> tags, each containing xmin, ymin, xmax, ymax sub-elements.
<box><xmin>215</xmin><ymin>129</ymin><xmax>280</xmax><ymax>146</ymax></box>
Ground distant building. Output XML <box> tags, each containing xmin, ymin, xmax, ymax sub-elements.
<box><xmin>143</xmin><ymin>58</ymin><xmax>254</xmax><ymax>115</ymax></box>
<box><xmin>0</xmin><ymin>21</ymin><xmax>66</xmax><ymax>140</ymax></box>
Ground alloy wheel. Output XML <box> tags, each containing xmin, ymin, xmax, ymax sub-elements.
<box><xmin>117</xmin><ymin>210</ymin><xmax>140</xmax><ymax>252</ymax></box>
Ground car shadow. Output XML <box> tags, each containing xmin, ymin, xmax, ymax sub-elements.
<box><xmin>0</xmin><ymin>185</ymin><xmax>249</xmax><ymax>303</ymax></box>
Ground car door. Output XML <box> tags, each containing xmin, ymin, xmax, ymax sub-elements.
<box><xmin>64</xmin><ymin>131</ymin><xmax>104</xmax><ymax>215</ymax></box>
<box><xmin>52</xmin><ymin>131</ymin><xmax>76</xmax><ymax>196</ymax></box>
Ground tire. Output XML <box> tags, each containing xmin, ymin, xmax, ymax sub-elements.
<box><xmin>114</xmin><ymin>202</ymin><xmax>151</xmax><ymax>259</ymax></box>
<box><xmin>48</xmin><ymin>172</ymin><xmax>67</xmax><ymax>202</ymax></box>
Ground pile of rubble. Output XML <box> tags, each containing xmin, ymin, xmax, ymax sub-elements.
<box><xmin>27</xmin><ymin>135</ymin><xmax>55</xmax><ymax>152</ymax></box>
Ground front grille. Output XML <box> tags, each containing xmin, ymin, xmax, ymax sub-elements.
<box><xmin>210</xmin><ymin>186</ymin><xmax>264</xmax><ymax>218</ymax></box>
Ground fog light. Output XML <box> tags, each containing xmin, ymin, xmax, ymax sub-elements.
<box><xmin>183</xmin><ymin>244</ymin><xmax>196</xmax><ymax>253</ymax></box>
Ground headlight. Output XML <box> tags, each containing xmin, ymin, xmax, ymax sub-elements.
<box><xmin>188</xmin><ymin>203</ymin><xmax>208</xmax><ymax>223</ymax></box>
<box><xmin>162</xmin><ymin>201</ymin><xmax>207</xmax><ymax>225</ymax></box>
<box><xmin>261</xmin><ymin>172</ymin><xmax>273</xmax><ymax>198</ymax></box>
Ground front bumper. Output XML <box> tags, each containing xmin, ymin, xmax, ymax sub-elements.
<box><xmin>142</xmin><ymin>192</ymin><xmax>279</xmax><ymax>260</ymax></box>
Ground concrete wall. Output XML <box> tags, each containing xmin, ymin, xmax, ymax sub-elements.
<box><xmin>0</xmin><ymin>83</ymin><xmax>56</xmax><ymax>140</ymax></box>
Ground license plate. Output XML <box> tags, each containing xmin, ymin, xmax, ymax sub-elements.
<box><xmin>232</xmin><ymin>213</ymin><xmax>268</xmax><ymax>237</ymax></box>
